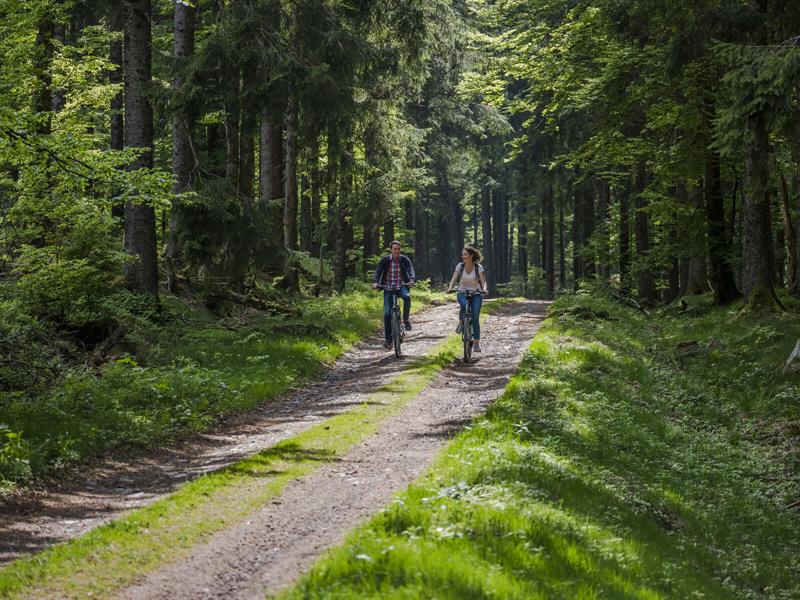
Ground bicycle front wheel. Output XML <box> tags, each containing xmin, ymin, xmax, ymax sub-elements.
<box><xmin>392</xmin><ymin>313</ymin><xmax>402</xmax><ymax>357</ymax></box>
<box><xmin>462</xmin><ymin>317</ymin><xmax>472</xmax><ymax>363</ymax></box>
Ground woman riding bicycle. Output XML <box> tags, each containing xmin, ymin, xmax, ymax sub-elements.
<box><xmin>446</xmin><ymin>246</ymin><xmax>488</xmax><ymax>353</ymax></box>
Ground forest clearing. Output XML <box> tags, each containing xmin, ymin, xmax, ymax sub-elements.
<box><xmin>1</xmin><ymin>0</ymin><xmax>800</xmax><ymax>598</ymax></box>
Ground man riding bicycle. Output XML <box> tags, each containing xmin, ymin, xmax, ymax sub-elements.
<box><xmin>373</xmin><ymin>240</ymin><xmax>415</xmax><ymax>350</ymax></box>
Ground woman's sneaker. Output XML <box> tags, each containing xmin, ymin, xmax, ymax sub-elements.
<box><xmin>455</xmin><ymin>322</ymin><xmax>463</xmax><ymax>334</ymax></box>
<box><xmin>473</xmin><ymin>341</ymin><xmax>481</xmax><ymax>352</ymax></box>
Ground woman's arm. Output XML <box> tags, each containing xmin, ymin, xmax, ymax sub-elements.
<box><xmin>479</xmin><ymin>270</ymin><xmax>488</xmax><ymax>293</ymax></box>
<box><xmin>446</xmin><ymin>269</ymin><xmax>460</xmax><ymax>291</ymax></box>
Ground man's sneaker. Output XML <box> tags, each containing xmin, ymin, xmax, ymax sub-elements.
<box><xmin>384</xmin><ymin>341</ymin><xmax>393</xmax><ymax>350</ymax></box>
<box><xmin>473</xmin><ymin>341</ymin><xmax>481</xmax><ymax>352</ymax></box>
<box><xmin>404</xmin><ymin>320</ymin><xmax>412</xmax><ymax>331</ymax></box>
<box><xmin>455</xmin><ymin>322</ymin><xmax>463</xmax><ymax>334</ymax></box>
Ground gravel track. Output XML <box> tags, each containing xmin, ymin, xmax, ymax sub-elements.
<box><xmin>121</xmin><ymin>300</ymin><xmax>548</xmax><ymax>599</ymax></box>
<box><xmin>0</xmin><ymin>300</ymin><xmax>483</xmax><ymax>563</ymax></box>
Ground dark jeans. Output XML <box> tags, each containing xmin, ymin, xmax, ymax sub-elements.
<box><xmin>457</xmin><ymin>292</ymin><xmax>483</xmax><ymax>340</ymax></box>
<box><xmin>384</xmin><ymin>286</ymin><xmax>411</xmax><ymax>342</ymax></box>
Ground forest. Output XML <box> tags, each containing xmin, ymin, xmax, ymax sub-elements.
<box><xmin>1</xmin><ymin>0</ymin><xmax>800</xmax><ymax>598</ymax></box>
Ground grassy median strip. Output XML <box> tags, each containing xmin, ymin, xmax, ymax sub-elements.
<box><xmin>0</xmin><ymin>300</ymin><xmax>518</xmax><ymax>599</ymax></box>
<box><xmin>281</xmin><ymin>294</ymin><xmax>800</xmax><ymax>600</ymax></box>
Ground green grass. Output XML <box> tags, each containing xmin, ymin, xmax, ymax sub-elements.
<box><xmin>0</xmin><ymin>323</ymin><xmax>464</xmax><ymax>599</ymax></box>
<box><xmin>0</xmin><ymin>281</ymin><xmax>444</xmax><ymax>485</ymax></box>
<box><xmin>281</xmin><ymin>293</ymin><xmax>800</xmax><ymax>600</ymax></box>
<box><xmin>0</xmin><ymin>296</ymin><xmax>519</xmax><ymax>598</ymax></box>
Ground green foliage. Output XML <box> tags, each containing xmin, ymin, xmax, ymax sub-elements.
<box><xmin>0</xmin><ymin>284</ymin><xmax>445</xmax><ymax>487</ymax></box>
<box><xmin>284</xmin><ymin>294</ymin><xmax>800</xmax><ymax>599</ymax></box>
<box><xmin>0</xmin><ymin>425</ymin><xmax>32</xmax><ymax>489</ymax></box>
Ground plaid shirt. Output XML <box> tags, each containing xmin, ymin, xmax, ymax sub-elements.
<box><xmin>387</xmin><ymin>258</ymin><xmax>401</xmax><ymax>290</ymax></box>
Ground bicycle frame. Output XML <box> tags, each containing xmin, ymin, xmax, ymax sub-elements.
<box><xmin>461</xmin><ymin>291</ymin><xmax>477</xmax><ymax>363</ymax></box>
<box><xmin>377</xmin><ymin>285</ymin><xmax>407</xmax><ymax>358</ymax></box>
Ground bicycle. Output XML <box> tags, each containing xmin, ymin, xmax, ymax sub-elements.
<box><xmin>377</xmin><ymin>285</ymin><xmax>408</xmax><ymax>358</ymax></box>
<box><xmin>448</xmin><ymin>289</ymin><xmax>483</xmax><ymax>363</ymax></box>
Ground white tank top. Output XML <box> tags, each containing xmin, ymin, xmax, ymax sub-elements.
<box><xmin>457</xmin><ymin>263</ymin><xmax>484</xmax><ymax>292</ymax></box>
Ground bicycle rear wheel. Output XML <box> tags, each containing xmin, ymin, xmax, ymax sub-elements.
<box><xmin>462</xmin><ymin>316</ymin><xmax>472</xmax><ymax>363</ymax></box>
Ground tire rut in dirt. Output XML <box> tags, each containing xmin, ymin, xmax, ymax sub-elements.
<box><xmin>121</xmin><ymin>300</ymin><xmax>548</xmax><ymax>600</ymax></box>
<box><xmin>0</xmin><ymin>303</ymin><xmax>459</xmax><ymax>564</ymax></box>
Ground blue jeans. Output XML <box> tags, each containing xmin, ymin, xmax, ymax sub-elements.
<box><xmin>457</xmin><ymin>292</ymin><xmax>482</xmax><ymax>340</ymax></box>
<box><xmin>384</xmin><ymin>287</ymin><xmax>411</xmax><ymax>342</ymax></box>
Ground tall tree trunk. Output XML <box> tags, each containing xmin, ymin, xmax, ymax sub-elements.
<box><xmin>224</xmin><ymin>71</ymin><xmax>240</xmax><ymax>189</ymax></box>
<box><xmin>619</xmin><ymin>182</ymin><xmax>631</xmax><ymax>293</ymax></box>
<box><xmin>123</xmin><ymin>0</ymin><xmax>158</xmax><ymax>296</ymax></box>
<box><xmin>559</xmin><ymin>192</ymin><xmax>566</xmax><ymax>289</ymax></box>
<box><xmin>414</xmin><ymin>192</ymin><xmax>429</xmax><ymax>280</ymax></box>
<box><xmin>572</xmin><ymin>185</ymin><xmax>583</xmax><ymax>289</ymax></box>
<box><xmin>166</xmin><ymin>0</ymin><xmax>196</xmax><ymax>289</ymax></box>
<box><xmin>779</xmin><ymin>171</ymin><xmax>797</xmax><ymax>291</ymax></box>
<box><xmin>531</xmin><ymin>198</ymin><xmax>541</xmax><ymax>270</ymax></box>
<box><xmin>310</xmin><ymin>138</ymin><xmax>321</xmax><ymax>256</ymax></box>
<box><xmin>492</xmin><ymin>188</ymin><xmax>503</xmax><ymax>284</ymax></box>
<box><xmin>383</xmin><ymin>219</ymin><xmax>395</xmax><ymax>251</ymax></box>
<box><xmin>742</xmin><ymin>113</ymin><xmax>780</xmax><ymax>308</ymax></box>
<box><xmin>597</xmin><ymin>179</ymin><xmax>611</xmax><ymax>280</ymax></box>
<box><xmin>518</xmin><ymin>168</ymin><xmax>529</xmax><ymax>292</ymax></box>
<box><xmin>282</xmin><ymin>89</ymin><xmax>299</xmax><ymax>290</ymax></box>
<box><xmin>583</xmin><ymin>182</ymin><xmax>596</xmax><ymax>277</ymax></box>
<box><xmin>283</xmin><ymin>94</ymin><xmax>298</xmax><ymax>252</ymax></box>
<box><xmin>109</xmin><ymin>7</ymin><xmax>124</xmax><ymax>221</ymax></box>
<box><xmin>333</xmin><ymin>143</ymin><xmax>351</xmax><ymax>291</ymax></box>
<box><xmin>705</xmin><ymin>151</ymin><xmax>740</xmax><ymax>304</ymax></box>
<box><xmin>635</xmin><ymin>164</ymin><xmax>656</xmax><ymax>303</ymax></box>
<box><xmin>481</xmin><ymin>185</ymin><xmax>497</xmax><ymax>296</ymax></box>
<box><xmin>544</xmin><ymin>181</ymin><xmax>555</xmax><ymax>298</ymax></box>
<box><xmin>258</xmin><ymin>113</ymin><xmax>284</xmax><ymax>273</ymax></box>
<box><xmin>300</xmin><ymin>173</ymin><xmax>312</xmax><ymax>252</ymax></box>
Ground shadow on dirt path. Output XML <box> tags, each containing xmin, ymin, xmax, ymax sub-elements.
<box><xmin>120</xmin><ymin>300</ymin><xmax>549</xmax><ymax>600</ymax></box>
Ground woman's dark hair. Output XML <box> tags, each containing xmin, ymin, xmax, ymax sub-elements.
<box><xmin>463</xmin><ymin>245</ymin><xmax>483</xmax><ymax>264</ymax></box>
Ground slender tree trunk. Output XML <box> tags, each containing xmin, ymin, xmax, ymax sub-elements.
<box><xmin>281</xmin><ymin>89</ymin><xmax>299</xmax><ymax>290</ymax></box>
<box><xmin>532</xmin><ymin>198</ymin><xmax>541</xmax><ymax>270</ymax></box>
<box><xmin>259</xmin><ymin>113</ymin><xmax>284</xmax><ymax>273</ymax></box>
<box><xmin>796</xmin><ymin>164</ymin><xmax>800</xmax><ymax>297</ymax></box>
<box><xmin>559</xmin><ymin>193</ymin><xmax>566</xmax><ymax>289</ymax></box>
<box><xmin>492</xmin><ymin>188</ymin><xmax>503</xmax><ymax>284</ymax></box>
<box><xmin>481</xmin><ymin>185</ymin><xmax>497</xmax><ymax>296</ymax></box>
<box><xmin>572</xmin><ymin>186</ymin><xmax>583</xmax><ymax>289</ymax></box>
<box><xmin>166</xmin><ymin>0</ymin><xmax>196</xmax><ymax>289</ymax></box>
<box><xmin>635</xmin><ymin>163</ymin><xmax>656</xmax><ymax>303</ymax></box>
<box><xmin>333</xmin><ymin>142</ymin><xmax>351</xmax><ymax>291</ymax></box>
<box><xmin>383</xmin><ymin>219</ymin><xmax>395</xmax><ymax>251</ymax></box>
<box><xmin>123</xmin><ymin>0</ymin><xmax>158</xmax><ymax>296</ymax></box>
<box><xmin>705</xmin><ymin>151</ymin><xmax>740</xmax><ymax>304</ymax></box>
<box><xmin>310</xmin><ymin>138</ymin><xmax>321</xmax><ymax>256</ymax></box>
<box><xmin>597</xmin><ymin>179</ymin><xmax>611</xmax><ymax>280</ymax></box>
<box><xmin>224</xmin><ymin>67</ymin><xmax>240</xmax><ymax>189</ymax></box>
<box><xmin>414</xmin><ymin>192</ymin><xmax>429</xmax><ymax>280</ymax></box>
<box><xmin>583</xmin><ymin>182</ymin><xmax>596</xmax><ymax>277</ymax></box>
<box><xmin>283</xmin><ymin>94</ymin><xmax>298</xmax><ymax>252</ymax></box>
<box><xmin>742</xmin><ymin>113</ymin><xmax>780</xmax><ymax>308</ymax></box>
<box><xmin>544</xmin><ymin>181</ymin><xmax>555</xmax><ymax>298</ymax></box>
<box><xmin>619</xmin><ymin>182</ymin><xmax>631</xmax><ymax>293</ymax></box>
<box><xmin>300</xmin><ymin>173</ymin><xmax>312</xmax><ymax>252</ymax></box>
<box><xmin>109</xmin><ymin>6</ymin><xmax>124</xmax><ymax>221</ymax></box>
<box><xmin>518</xmin><ymin>168</ymin><xmax>529</xmax><ymax>292</ymax></box>
<box><xmin>779</xmin><ymin>171</ymin><xmax>797</xmax><ymax>291</ymax></box>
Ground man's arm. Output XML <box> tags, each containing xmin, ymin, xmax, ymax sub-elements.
<box><xmin>373</xmin><ymin>257</ymin><xmax>385</xmax><ymax>288</ymax></box>
<box><xmin>405</xmin><ymin>257</ymin><xmax>416</xmax><ymax>283</ymax></box>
